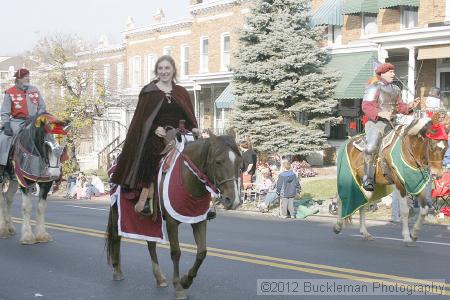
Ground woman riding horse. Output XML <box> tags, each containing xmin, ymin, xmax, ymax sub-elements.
<box><xmin>111</xmin><ymin>55</ymin><xmax>198</xmax><ymax>216</ymax></box>
<box><xmin>107</xmin><ymin>131</ymin><xmax>242</xmax><ymax>300</ymax></box>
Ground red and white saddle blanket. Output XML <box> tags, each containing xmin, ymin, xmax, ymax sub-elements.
<box><xmin>158</xmin><ymin>150</ymin><xmax>212</xmax><ymax>224</ymax></box>
<box><xmin>110</xmin><ymin>135</ymin><xmax>216</xmax><ymax>243</ymax></box>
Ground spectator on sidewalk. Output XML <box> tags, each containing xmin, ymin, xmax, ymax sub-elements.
<box><xmin>276</xmin><ymin>160</ymin><xmax>300</xmax><ymax>218</ymax></box>
<box><xmin>85</xmin><ymin>172</ymin><xmax>105</xmax><ymax>199</ymax></box>
<box><xmin>65</xmin><ymin>174</ymin><xmax>77</xmax><ymax>199</ymax></box>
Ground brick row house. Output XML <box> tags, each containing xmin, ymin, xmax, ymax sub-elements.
<box><xmin>311</xmin><ymin>0</ymin><xmax>450</xmax><ymax>141</ymax></box>
<box><xmin>32</xmin><ymin>0</ymin><xmax>450</xmax><ymax>169</ymax></box>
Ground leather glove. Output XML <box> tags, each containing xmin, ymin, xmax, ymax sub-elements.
<box><xmin>2</xmin><ymin>122</ymin><xmax>13</xmax><ymax>136</ymax></box>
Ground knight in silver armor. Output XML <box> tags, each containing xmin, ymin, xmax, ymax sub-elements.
<box><xmin>0</xmin><ymin>68</ymin><xmax>47</xmax><ymax>183</ymax></box>
<box><xmin>361</xmin><ymin>63</ymin><xmax>420</xmax><ymax>191</ymax></box>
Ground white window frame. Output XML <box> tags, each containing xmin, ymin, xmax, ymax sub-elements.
<box><xmin>146</xmin><ymin>54</ymin><xmax>156</xmax><ymax>82</ymax></box>
<box><xmin>116</xmin><ymin>62</ymin><xmax>124</xmax><ymax>90</ymax></box>
<box><xmin>446</xmin><ymin>0</ymin><xmax>450</xmax><ymax>21</ymax></box>
<box><xmin>92</xmin><ymin>71</ymin><xmax>97</xmax><ymax>95</ymax></box>
<box><xmin>132</xmin><ymin>55</ymin><xmax>141</xmax><ymax>88</ymax></box>
<box><xmin>200</xmin><ymin>36</ymin><xmax>209</xmax><ymax>73</ymax></box>
<box><xmin>103</xmin><ymin>64</ymin><xmax>111</xmax><ymax>88</ymax></box>
<box><xmin>361</xmin><ymin>13</ymin><xmax>377</xmax><ymax>36</ymax></box>
<box><xmin>163</xmin><ymin>46</ymin><xmax>172</xmax><ymax>56</ymax></box>
<box><xmin>220</xmin><ymin>33</ymin><xmax>231</xmax><ymax>71</ymax></box>
<box><xmin>180</xmin><ymin>45</ymin><xmax>189</xmax><ymax>77</ymax></box>
<box><xmin>327</xmin><ymin>25</ymin><xmax>342</xmax><ymax>46</ymax></box>
<box><xmin>401</xmin><ymin>7</ymin><xmax>418</xmax><ymax>30</ymax></box>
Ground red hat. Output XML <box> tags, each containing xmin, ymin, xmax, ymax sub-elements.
<box><xmin>14</xmin><ymin>68</ymin><xmax>30</xmax><ymax>79</ymax></box>
<box><xmin>375</xmin><ymin>63</ymin><xmax>395</xmax><ymax>75</ymax></box>
<box><xmin>426</xmin><ymin>123</ymin><xmax>448</xmax><ymax>141</ymax></box>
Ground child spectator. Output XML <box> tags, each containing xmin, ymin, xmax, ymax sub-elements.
<box><xmin>276</xmin><ymin>160</ymin><xmax>301</xmax><ymax>218</ymax></box>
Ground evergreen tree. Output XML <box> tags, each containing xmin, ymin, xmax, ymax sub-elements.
<box><xmin>232</xmin><ymin>0</ymin><xmax>340</xmax><ymax>156</ymax></box>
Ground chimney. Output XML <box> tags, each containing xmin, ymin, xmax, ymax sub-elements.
<box><xmin>153</xmin><ymin>8</ymin><xmax>165</xmax><ymax>23</ymax></box>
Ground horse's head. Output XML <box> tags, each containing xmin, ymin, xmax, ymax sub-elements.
<box><xmin>207</xmin><ymin>133</ymin><xmax>242</xmax><ymax>210</ymax></box>
<box><xmin>31</xmin><ymin>113</ymin><xmax>69</xmax><ymax>177</ymax></box>
<box><xmin>404</xmin><ymin>116</ymin><xmax>448</xmax><ymax>178</ymax></box>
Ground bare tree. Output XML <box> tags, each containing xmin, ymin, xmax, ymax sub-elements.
<box><xmin>28</xmin><ymin>33</ymin><xmax>107</xmax><ymax>173</ymax></box>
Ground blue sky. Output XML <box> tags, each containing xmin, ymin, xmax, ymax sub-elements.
<box><xmin>1</xmin><ymin>0</ymin><xmax>189</xmax><ymax>56</ymax></box>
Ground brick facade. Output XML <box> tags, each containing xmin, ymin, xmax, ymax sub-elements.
<box><xmin>378</xmin><ymin>8</ymin><xmax>401</xmax><ymax>33</ymax></box>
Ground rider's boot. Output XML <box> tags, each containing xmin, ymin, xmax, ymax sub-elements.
<box><xmin>0</xmin><ymin>165</ymin><xmax>5</xmax><ymax>184</ymax></box>
<box><xmin>135</xmin><ymin>183</ymin><xmax>154</xmax><ymax>216</ymax></box>
<box><xmin>362</xmin><ymin>154</ymin><xmax>376</xmax><ymax>192</ymax></box>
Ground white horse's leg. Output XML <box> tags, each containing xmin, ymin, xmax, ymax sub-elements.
<box><xmin>0</xmin><ymin>182</ymin><xmax>8</xmax><ymax>237</ymax></box>
<box><xmin>359</xmin><ymin>205</ymin><xmax>374</xmax><ymax>240</ymax></box>
<box><xmin>333</xmin><ymin>197</ymin><xmax>344</xmax><ymax>234</ymax></box>
<box><xmin>411</xmin><ymin>205</ymin><xmax>428</xmax><ymax>243</ymax></box>
<box><xmin>398</xmin><ymin>194</ymin><xmax>413</xmax><ymax>245</ymax></box>
<box><xmin>20</xmin><ymin>190</ymin><xmax>36</xmax><ymax>245</ymax></box>
<box><xmin>35</xmin><ymin>197</ymin><xmax>52</xmax><ymax>243</ymax></box>
<box><xmin>0</xmin><ymin>181</ymin><xmax>19</xmax><ymax>237</ymax></box>
<box><xmin>5</xmin><ymin>180</ymin><xmax>18</xmax><ymax>235</ymax></box>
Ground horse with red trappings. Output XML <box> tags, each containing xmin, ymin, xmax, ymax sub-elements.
<box><xmin>0</xmin><ymin>112</ymin><xmax>69</xmax><ymax>244</ymax></box>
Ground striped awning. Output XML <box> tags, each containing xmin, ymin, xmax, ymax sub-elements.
<box><xmin>215</xmin><ymin>84</ymin><xmax>235</xmax><ymax>109</ymax></box>
<box><xmin>418</xmin><ymin>45</ymin><xmax>450</xmax><ymax>60</ymax></box>
<box><xmin>378</xmin><ymin>0</ymin><xmax>419</xmax><ymax>9</ymax></box>
<box><xmin>325</xmin><ymin>51</ymin><xmax>378</xmax><ymax>99</ymax></box>
<box><xmin>342</xmin><ymin>0</ymin><xmax>378</xmax><ymax>15</ymax></box>
<box><xmin>311</xmin><ymin>0</ymin><xmax>343</xmax><ymax>27</ymax></box>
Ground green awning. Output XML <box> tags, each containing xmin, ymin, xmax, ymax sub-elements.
<box><xmin>215</xmin><ymin>84</ymin><xmax>235</xmax><ymax>109</ymax></box>
<box><xmin>311</xmin><ymin>0</ymin><xmax>343</xmax><ymax>27</ymax></box>
<box><xmin>342</xmin><ymin>0</ymin><xmax>378</xmax><ymax>15</ymax></box>
<box><xmin>326</xmin><ymin>52</ymin><xmax>378</xmax><ymax>99</ymax></box>
<box><xmin>378</xmin><ymin>0</ymin><xmax>419</xmax><ymax>9</ymax></box>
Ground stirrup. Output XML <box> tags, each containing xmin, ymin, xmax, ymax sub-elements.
<box><xmin>136</xmin><ymin>199</ymin><xmax>153</xmax><ymax>217</ymax></box>
<box><xmin>206</xmin><ymin>210</ymin><xmax>216</xmax><ymax>220</ymax></box>
<box><xmin>362</xmin><ymin>180</ymin><xmax>374</xmax><ymax>192</ymax></box>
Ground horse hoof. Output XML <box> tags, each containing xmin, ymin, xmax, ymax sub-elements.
<box><xmin>157</xmin><ymin>279</ymin><xmax>168</xmax><ymax>287</ymax></box>
<box><xmin>180</xmin><ymin>275</ymin><xmax>192</xmax><ymax>289</ymax></box>
<box><xmin>174</xmin><ymin>290</ymin><xmax>187</xmax><ymax>300</ymax></box>
<box><xmin>8</xmin><ymin>226</ymin><xmax>16</xmax><ymax>236</ymax></box>
<box><xmin>410</xmin><ymin>235</ymin><xmax>418</xmax><ymax>242</ymax></box>
<box><xmin>20</xmin><ymin>237</ymin><xmax>36</xmax><ymax>245</ymax></box>
<box><xmin>35</xmin><ymin>233</ymin><xmax>53</xmax><ymax>243</ymax></box>
<box><xmin>113</xmin><ymin>272</ymin><xmax>124</xmax><ymax>281</ymax></box>
<box><xmin>362</xmin><ymin>235</ymin><xmax>374</xmax><ymax>241</ymax></box>
<box><xmin>333</xmin><ymin>225</ymin><xmax>341</xmax><ymax>234</ymax></box>
<box><xmin>0</xmin><ymin>228</ymin><xmax>11</xmax><ymax>238</ymax></box>
<box><xmin>406</xmin><ymin>241</ymin><xmax>416</xmax><ymax>247</ymax></box>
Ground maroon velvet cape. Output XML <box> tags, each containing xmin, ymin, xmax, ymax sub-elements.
<box><xmin>111</xmin><ymin>82</ymin><xmax>198</xmax><ymax>189</ymax></box>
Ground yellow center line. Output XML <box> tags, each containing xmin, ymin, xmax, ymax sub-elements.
<box><xmin>11</xmin><ymin>218</ymin><xmax>450</xmax><ymax>296</ymax></box>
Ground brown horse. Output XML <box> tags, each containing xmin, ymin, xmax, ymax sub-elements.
<box><xmin>106</xmin><ymin>133</ymin><xmax>241</xmax><ymax>299</ymax></box>
<box><xmin>333</xmin><ymin>116</ymin><xmax>447</xmax><ymax>246</ymax></box>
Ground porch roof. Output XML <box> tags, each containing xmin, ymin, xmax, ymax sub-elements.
<box><xmin>215</xmin><ymin>84</ymin><xmax>235</xmax><ymax>109</ymax></box>
<box><xmin>326</xmin><ymin>51</ymin><xmax>378</xmax><ymax>99</ymax></box>
<box><xmin>311</xmin><ymin>0</ymin><xmax>343</xmax><ymax>27</ymax></box>
<box><xmin>342</xmin><ymin>0</ymin><xmax>378</xmax><ymax>15</ymax></box>
<box><xmin>378</xmin><ymin>0</ymin><xmax>420</xmax><ymax>9</ymax></box>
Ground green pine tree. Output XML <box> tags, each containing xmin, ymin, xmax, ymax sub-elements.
<box><xmin>232</xmin><ymin>0</ymin><xmax>340</xmax><ymax>156</ymax></box>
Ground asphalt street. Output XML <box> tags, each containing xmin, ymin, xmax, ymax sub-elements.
<box><xmin>0</xmin><ymin>195</ymin><xmax>449</xmax><ymax>300</ymax></box>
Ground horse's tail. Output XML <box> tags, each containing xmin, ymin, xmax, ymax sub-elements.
<box><xmin>105</xmin><ymin>203</ymin><xmax>119</xmax><ymax>265</ymax></box>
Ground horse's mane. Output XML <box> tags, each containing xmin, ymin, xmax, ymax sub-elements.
<box><xmin>404</xmin><ymin>117</ymin><xmax>431</xmax><ymax>137</ymax></box>
<box><xmin>217</xmin><ymin>135</ymin><xmax>241</xmax><ymax>156</ymax></box>
<box><xmin>16</xmin><ymin>113</ymin><xmax>50</xmax><ymax>163</ymax></box>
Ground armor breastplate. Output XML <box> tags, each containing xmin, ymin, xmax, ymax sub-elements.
<box><xmin>378</xmin><ymin>83</ymin><xmax>399</xmax><ymax>113</ymax></box>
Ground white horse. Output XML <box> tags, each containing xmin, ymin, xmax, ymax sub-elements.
<box><xmin>0</xmin><ymin>113</ymin><xmax>67</xmax><ymax>244</ymax></box>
